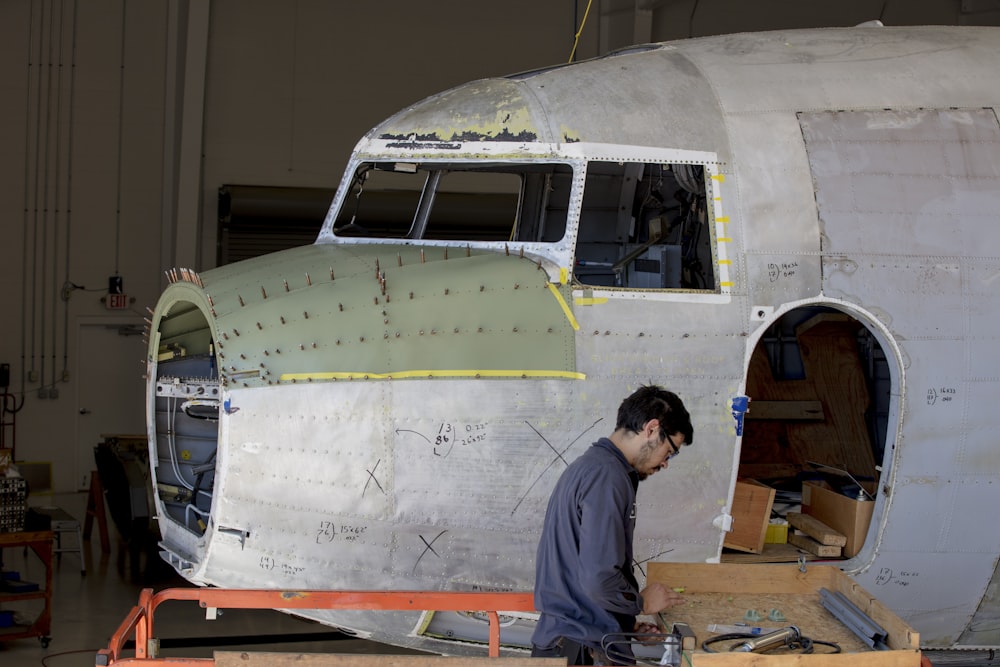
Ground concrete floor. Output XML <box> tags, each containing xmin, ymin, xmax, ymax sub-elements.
<box><xmin>0</xmin><ymin>492</ymin><xmax>423</xmax><ymax>666</ymax></box>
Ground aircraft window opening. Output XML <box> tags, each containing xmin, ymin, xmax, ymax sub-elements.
<box><xmin>332</xmin><ymin>161</ymin><xmax>573</xmax><ymax>242</ymax></box>
<box><xmin>573</xmin><ymin>160</ymin><xmax>715</xmax><ymax>291</ymax></box>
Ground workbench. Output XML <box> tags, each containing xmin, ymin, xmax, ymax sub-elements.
<box><xmin>0</xmin><ymin>530</ymin><xmax>53</xmax><ymax>647</ymax></box>
<box><xmin>648</xmin><ymin>562</ymin><xmax>920</xmax><ymax>666</ymax></box>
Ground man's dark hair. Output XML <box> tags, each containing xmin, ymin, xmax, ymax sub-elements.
<box><xmin>616</xmin><ymin>384</ymin><xmax>694</xmax><ymax>446</ymax></box>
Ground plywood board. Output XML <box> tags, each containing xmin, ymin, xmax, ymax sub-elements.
<box><xmin>724</xmin><ymin>480</ymin><xmax>775</xmax><ymax>554</ymax></box>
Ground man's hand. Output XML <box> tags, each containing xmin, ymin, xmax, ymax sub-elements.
<box><xmin>640</xmin><ymin>582</ymin><xmax>685</xmax><ymax>615</ymax></box>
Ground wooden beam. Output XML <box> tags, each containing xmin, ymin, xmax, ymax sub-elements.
<box><xmin>744</xmin><ymin>400</ymin><xmax>825</xmax><ymax>420</ymax></box>
<box><xmin>787</xmin><ymin>512</ymin><xmax>847</xmax><ymax>546</ymax></box>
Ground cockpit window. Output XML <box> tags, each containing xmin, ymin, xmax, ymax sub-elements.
<box><xmin>574</xmin><ymin>160</ymin><xmax>716</xmax><ymax>291</ymax></box>
<box><xmin>332</xmin><ymin>161</ymin><xmax>573</xmax><ymax>242</ymax></box>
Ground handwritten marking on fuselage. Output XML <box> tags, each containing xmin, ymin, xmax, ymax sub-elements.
<box><xmin>316</xmin><ymin>521</ymin><xmax>369</xmax><ymax>544</ymax></box>
<box><xmin>767</xmin><ymin>262</ymin><xmax>799</xmax><ymax>282</ymax></box>
<box><xmin>363</xmin><ymin>458</ymin><xmax>386</xmax><ymax>497</ymax></box>
<box><xmin>511</xmin><ymin>418</ymin><xmax>604</xmax><ymax>516</ymax></box>
<box><xmin>396</xmin><ymin>423</ymin><xmax>490</xmax><ymax>457</ymax></box>
<box><xmin>259</xmin><ymin>555</ymin><xmax>305</xmax><ymax>576</ymax></box>
<box><xmin>926</xmin><ymin>387</ymin><xmax>957</xmax><ymax>405</ymax></box>
<box><xmin>412</xmin><ymin>530</ymin><xmax>448</xmax><ymax>575</ymax></box>
<box><xmin>874</xmin><ymin>567</ymin><xmax>918</xmax><ymax>587</ymax></box>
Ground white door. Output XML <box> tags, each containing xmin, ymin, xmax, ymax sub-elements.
<box><xmin>75</xmin><ymin>321</ymin><xmax>146</xmax><ymax>490</ymax></box>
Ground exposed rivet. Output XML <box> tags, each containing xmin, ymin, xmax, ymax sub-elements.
<box><xmin>359</xmin><ymin>337</ymin><xmax>365</xmax><ymax>342</ymax></box>
<box><xmin>478</xmin><ymin>327</ymin><xmax>483</xmax><ymax>333</ymax></box>
<box><xmin>312</xmin><ymin>342</ymin><xmax>317</xmax><ymax>348</ymax></box>
<box><xmin>594</xmin><ymin>330</ymin><xmax>600</xmax><ymax>335</ymax></box>
<box><xmin>638</xmin><ymin>332</ymin><xmax>644</xmax><ymax>337</ymax></box>
<box><xmin>336</xmin><ymin>340</ymin><xmax>341</xmax><ymax>345</ymax></box>
<box><xmin>409</xmin><ymin>292</ymin><xmax>414</xmax><ymax>300</ymax></box>
<box><xmin>234</xmin><ymin>329</ymin><xmax>240</xmax><ymax>336</ymax></box>
<box><xmin>547</xmin><ymin>328</ymin><xmax>553</xmax><ymax>333</ymax></box>
<box><xmin>374</xmin><ymin>297</ymin><xmax>379</xmax><ymax>305</ymax></box>
<box><xmin>304</xmin><ymin>311</ymin><xmax>309</xmax><ymax>319</ymax></box>
<box><xmin>256</xmin><ymin>322</ymin><xmax>262</xmax><ymax>330</ymax></box>
<box><xmin>240</xmin><ymin>353</ymin><xmax>246</xmax><ymax>360</ymax></box>
<box><xmin>513</xmin><ymin>327</ymin><xmax>518</xmax><ymax>333</ymax></box>
<box><xmin>264</xmin><ymin>350</ymin><xmax>269</xmax><ymax>356</ymax></box>
<box><xmin>395</xmin><ymin>332</ymin><xmax>400</xmax><ymax>338</ymax></box>
<box><xmin>419</xmin><ymin>330</ymin><xmax>425</xmax><ymax>335</ymax></box>
<box><xmin>299</xmin><ymin>344</ymin><xmax>304</xmax><ymax>351</ymax></box>
<box><xmin>339</xmin><ymin>303</ymin><xmax>344</xmax><ymax>311</ymax></box>
<box><xmin>444</xmin><ymin>288</ymin><xmax>449</xmax><ymax>295</ymax></box>
<box><xmin>284</xmin><ymin>279</ymin><xmax>289</xmax><ymax>292</ymax></box>
<box><xmin>480</xmin><ymin>285</ymin><xmax>485</xmax><ymax>292</ymax></box>
<box><xmin>238</xmin><ymin>295</ymin><xmax>245</xmax><ymax>307</ymax></box>
<box><xmin>261</xmin><ymin>286</ymin><xmax>267</xmax><ymax>299</ymax></box>
<box><xmin>453</xmin><ymin>327</ymin><xmax>459</xmax><ymax>334</ymax></box>
<box><xmin>280</xmin><ymin>316</ymin><xmax>286</xmax><ymax>324</ymax></box>
<box><xmin>514</xmin><ymin>284</ymin><xmax>520</xmax><ymax>289</ymax></box>
<box><xmin>306</xmin><ymin>273</ymin><xmax>312</xmax><ymax>286</ymax></box>
<box><xmin>605</xmin><ymin>331</ymin><xmax>611</xmax><ymax>335</ymax></box>
<box><xmin>222</xmin><ymin>332</ymin><xmax>229</xmax><ymax>340</ymax></box>
<box><xmin>275</xmin><ymin>348</ymin><xmax>281</xmax><ymax>354</ymax></box>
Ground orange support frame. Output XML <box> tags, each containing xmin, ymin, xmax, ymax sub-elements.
<box><xmin>96</xmin><ymin>588</ymin><xmax>537</xmax><ymax>665</ymax></box>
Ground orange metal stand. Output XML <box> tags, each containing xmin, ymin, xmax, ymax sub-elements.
<box><xmin>97</xmin><ymin>587</ymin><xmax>537</xmax><ymax>665</ymax></box>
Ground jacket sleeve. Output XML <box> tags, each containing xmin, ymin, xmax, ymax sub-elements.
<box><xmin>575</xmin><ymin>468</ymin><xmax>643</xmax><ymax>616</ymax></box>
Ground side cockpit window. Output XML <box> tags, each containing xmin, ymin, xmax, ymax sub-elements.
<box><xmin>574</xmin><ymin>161</ymin><xmax>716</xmax><ymax>291</ymax></box>
<box><xmin>333</xmin><ymin>161</ymin><xmax>573</xmax><ymax>243</ymax></box>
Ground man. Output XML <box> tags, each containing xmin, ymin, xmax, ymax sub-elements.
<box><xmin>531</xmin><ymin>385</ymin><xmax>694</xmax><ymax>665</ymax></box>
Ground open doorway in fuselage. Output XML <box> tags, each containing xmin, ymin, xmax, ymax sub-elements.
<box><xmin>727</xmin><ymin>305</ymin><xmax>893</xmax><ymax>563</ymax></box>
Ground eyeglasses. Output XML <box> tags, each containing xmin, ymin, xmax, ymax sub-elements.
<box><xmin>664</xmin><ymin>432</ymin><xmax>681</xmax><ymax>460</ymax></box>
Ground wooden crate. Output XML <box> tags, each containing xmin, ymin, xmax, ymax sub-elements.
<box><xmin>647</xmin><ymin>563</ymin><xmax>920</xmax><ymax>666</ymax></box>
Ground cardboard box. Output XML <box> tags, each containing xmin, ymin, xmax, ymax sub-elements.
<box><xmin>802</xmin><ymin>481</ymin><xmax>874</xmax><ymax>558</ymax></box>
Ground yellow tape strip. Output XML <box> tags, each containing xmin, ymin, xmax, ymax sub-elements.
<box><xmin>716</xmin><ymin>216</ymin><xmax>730</xmax><ymax>223</ymax></box>
<box><xmin>719</xmin><ymin>259</ymin><xmax>731</xmax><ymax>265</ymax></box>
<box><xmin>574</xmin><ymin>296</ymin><xmax>608</xmax><ymax>306</ymax></box>
<box><xmin>719</xmin><ymin>237</ymin><xmax>732</xmax><ymax>243</ymax></box>
<box><xmin>279</xmin><ymin>369</ymin><xmax>587</xmax><ymax>382</ymax></box>
<box><xmin>720</xmin><ymin>281</ymin><xmax>734</xmax><ymax>287</ymax></box>
<box><xmin>712</xmin><ymin>174</ymin><xmax>725</xmax><ymax>182</ymax></box>
<box><xmin>547</xmin><ymin>282</ymin><xmax>580</xmax><ymax>330</ymax></box>
<box><xmin>559</xmin><ymin>267</ymin><xmax>568</xmax><ymax>285</ymax></box>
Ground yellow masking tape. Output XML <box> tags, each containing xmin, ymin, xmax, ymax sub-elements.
<box><xmin>574</xmin><ymin>297</ymin><xmax>608</xmax><ymax>306</ymax></box>
<box><xmin>280</xmin><ymin>369</ymin><xmax>587</xmax><ymax>382</ymax></box>
<box><xmin>547</xmin><ymin>282</ymin><xmax>580</xmax><ymax>330</ymax></box>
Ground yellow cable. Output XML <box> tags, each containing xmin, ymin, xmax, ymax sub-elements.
<box><xmin>568</xmin><ymin>0</ymin><xmax>594</xmax><ymax>63</ymax></box>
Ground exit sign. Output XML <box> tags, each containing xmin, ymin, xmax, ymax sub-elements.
<box><xmin>107</xmin><ymin>293</ymin><xmax>130</xmax><ymax>309</ymax></box>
